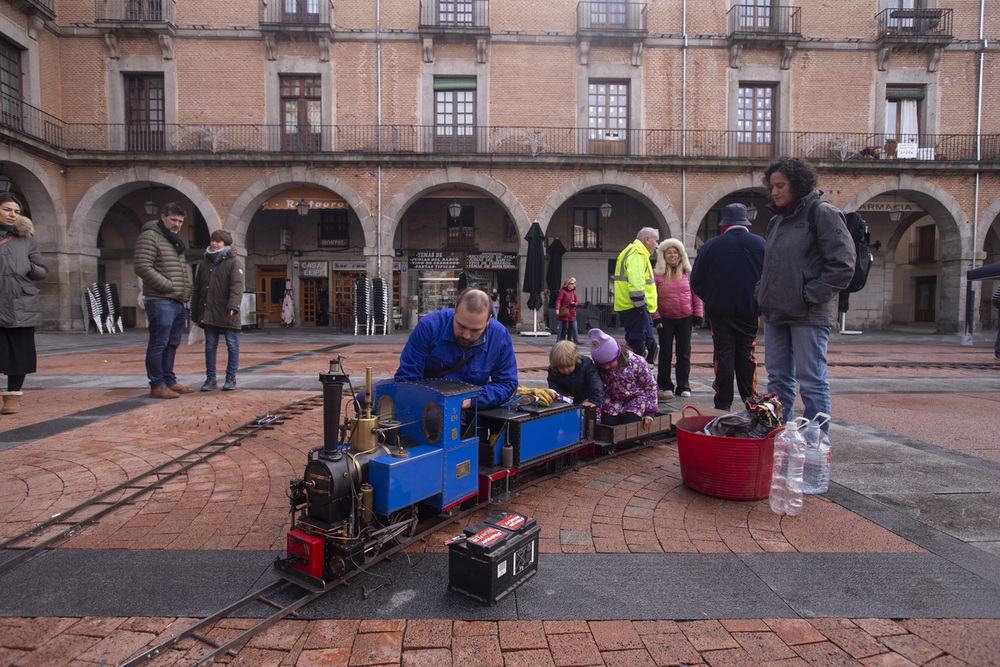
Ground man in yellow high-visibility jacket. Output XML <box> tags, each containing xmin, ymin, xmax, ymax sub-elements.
<box><xmin>613</xmin><ymin>226</ymin><xmax>660</xmax><ymax>361</ymax></box>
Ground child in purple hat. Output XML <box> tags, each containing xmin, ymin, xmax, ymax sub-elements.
<box><xmin>588</xmin><ymin>328</ymin><xmax>658</xmax><ymax>429</ymax></box>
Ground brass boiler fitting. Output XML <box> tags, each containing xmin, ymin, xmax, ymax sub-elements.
<box><xmin>360</xmin><ymin>483</ymin><xmax>373</xmax><ymax>525</ymax></box>
<box><xmin>352</xmin><ymin>367</ymin><xmax>378</xmax><ymax>452</ymax></box>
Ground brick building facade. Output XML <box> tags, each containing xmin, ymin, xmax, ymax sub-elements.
<box><xmin>1</xmin><ymin>0</ymin><xmax>998</xmax><ymax>333</ymax></box>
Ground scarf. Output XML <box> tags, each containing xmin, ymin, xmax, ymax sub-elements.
<box><xmin>778</xmin><ymin>201</ymin><xmax>799</xmax><ymax>216</ymax></box>
<box><xmin>0</xmin><ymin>223</ymin><xmax>14</xmax><ymax>238</ymax></box>
<box><xmin>206</xmin><ymin>246</ymin><xmax>231</xmax><ymax>263</ymax></box>
<box><xmin>157</xmin><ymin>220</ymin><xmax>186</xmax><ymax>255</ymax></box>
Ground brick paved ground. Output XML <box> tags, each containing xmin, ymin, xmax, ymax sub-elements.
<box><xmin>1</xmin><ymin>331</ymin><xmax>998</xmax><ymax>666</ymax></box>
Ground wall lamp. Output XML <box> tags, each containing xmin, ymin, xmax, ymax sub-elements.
<box><xmin>448</xmin><ymin>200</ymin><xmax>462</xmax><ymax>219</ymax></box>
<box><xmin>296</xmin><ymin>198</ymin><xmax>310</xmax><ymax>217</ymax></box>
<box><xmin>600</xmin><ymin>191</ymin><xmax>612</xmax><ymax>219</ymax></box>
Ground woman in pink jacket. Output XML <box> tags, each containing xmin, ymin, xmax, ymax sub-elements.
<box><xmin>653</xmin><ymin>239</ymin><xmax>703</xmax><ymax>400</ymax></box>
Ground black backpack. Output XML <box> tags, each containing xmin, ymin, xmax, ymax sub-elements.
<box><xmin>807</xmin><ymin>200</ymin><xmax>872</xmax><ymax>294</ymax></box>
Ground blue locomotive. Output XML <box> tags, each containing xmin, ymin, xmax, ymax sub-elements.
<box><xmin>274</xmin><ymin>357</ymin><xmax>670</xmax><ymax>590</ymax></box>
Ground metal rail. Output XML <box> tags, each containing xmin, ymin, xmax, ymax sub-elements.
<box><xmin>0</xmin><ymin>395</ymin><xmax>323</xmax><ymax>579</ymax></box>
<box><xmin>519</xmin><ymin>360</ymin><xmax>1000</xmax><ymax>373</ymax></box>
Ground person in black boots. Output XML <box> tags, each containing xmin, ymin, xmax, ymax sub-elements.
<box><xmin>191</xmin><ymin>229</ymin><xmax>245</xmax><ymax>392</ymax></box>
<box><xmin>0</xmin><ymin>193</ymin><xmax>47</xmax><ymax>416</ymax></box>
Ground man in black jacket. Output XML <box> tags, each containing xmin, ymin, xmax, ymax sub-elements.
<box><xmin>690</xmin><ymin>204</ymin><xmax>765</xmax><ymax>411</ymax></box>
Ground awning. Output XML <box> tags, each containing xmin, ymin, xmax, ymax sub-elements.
<box><xmin>262</xmin><ymin>187</ymin><xmax>347</xmax><ymax>211</ymax></box>
<box><xmin>967</xmin><ymin>261</ymin><xmax>1000</xmax><ymax>282</ymax></box>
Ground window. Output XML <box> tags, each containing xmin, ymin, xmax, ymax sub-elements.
<box><xmin>588</xmin><ymin>81</ymin><xmax>628</xmax><ymax>155</ymax></box>
<box><xmin>573</xmin><ymin>208</ymin><xmax>600</xmax><ymax>250</ymax></box>
<box><xmin>590</xmin><ymin>1</ymin><xmax>626</xmax><ymax>29</ymax></box>
<box><xmin>125</xmin><ymin>74</ymin><xmax>164</xmax><ymax>151</ymax></box>
<box><xmin>885</xmin><ymin>0</ymin><xmax>915</xmax><ymax>31</ymax></box>
<box><xmin>1</xmin><ymin>37</ymin><xmax>23</xmax><ymax>131</ymax></box>
<box><xmin>738</xmin><ymin>0</ymin><xmax>774</xmax><ymax>30</ymax></box>
<box><xmin>446</xmin><ymin>206</ymin><xmax>475</xmax><ymax>248</ymax></box>
<box><xmin>737</xmin><ymin>83</ymin><xmax>774</xmax><ymax>158</ymax></box>
<box><xmin>127</xmin><ymin>0</ymin><xmax>163</xmax><ymax>21</ymax></box>
<box><xmin>281</xmin><ymin>75</ymin><xmax>322</xmax><ymax>152</ymax></box>
<box><xmin>318</xmin><ymin>209</ymin><xmax>349</xmax><ymax>248</ymax></box>
<box><xmin>283</xmin><ymin>0</ymin><xmax>320</xmax><ymax>24</ymax></box>
<box><xmin>885</xmin><ymin>86</ymin><xmax>923</xmax><ymax>146</ymax></box>
<box><xmin>439</xmin><ymin>0</ymin><xmax>473</xmax><ymax>25</ymax></box>
<box><xmin>435</xmin><ymin>77</ymin><xmax>476</xmax><ymax>153</ymax></box>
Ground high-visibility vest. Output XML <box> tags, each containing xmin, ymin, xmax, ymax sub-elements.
<box><xmin>613</xmin><ymin>239</ymin><xmax>657</xmax><ymax>313</ymax></box>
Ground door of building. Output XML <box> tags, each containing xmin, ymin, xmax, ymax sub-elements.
<box><xmin>300</xmin><ymin>277</ymin><xmax>329</xmax><ymax>326</ymax></box>
<box><xmin>915</xmin><ymin>275</ymin><xmax>936</xmax><ymax>322</ymax></box>
<box><xmin>257</xmin><ymin>265</ymin><xmax>287</xmax><ymax>325</ymax></box>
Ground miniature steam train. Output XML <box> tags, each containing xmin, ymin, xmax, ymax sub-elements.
<box><xmin>273</xmin><ymin>357</ymin><xmax>673</xmax><ymax>590</ymax></box>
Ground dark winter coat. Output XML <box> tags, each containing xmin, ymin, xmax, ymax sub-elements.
<box><xmin>191</xmin><ymin>248</ymin><xmax>245</xmax><ymax>330</ymax></box>
<box><xmin>755</xmin><ymin>190</ymin><xmax>856</xmax><ymax>327</ymax></box>
<box><xmin>0</xmin><ymin>216</ymin><xmax>48</xmax><ymax>328</ymax></box>
<box><xmin>690</xmin><ymin>227</ymin><xmax>765</xmax><ymax>319</ymax></box>
<box><xmin>547</xmin><ymin>356</ymin><xmax>603</xmax><ymax>406</ymax></box>
<box><xmin>134</xmin><ymin>220</ymin><xmax>193</xmax><ymax>303</ymax></box>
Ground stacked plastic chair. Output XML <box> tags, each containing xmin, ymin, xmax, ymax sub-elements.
<box><xmin>371</xmin><ymin>278</ymin><xmax>391</xmax><ymax>335</ymax></box>
<box><xmin>353</xmin><ymin>277</ymin><xmax>371</xmax><ymax>335</ymax></box>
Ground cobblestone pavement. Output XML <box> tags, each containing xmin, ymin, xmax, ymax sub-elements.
<box><xmin>1</xmin><ymin>327</ymin><xmax>999</xmax><ymax>665</ymax></box>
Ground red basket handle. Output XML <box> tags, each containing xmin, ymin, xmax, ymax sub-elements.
<box><xmin>681</xmin><ymin>405</ymin><xmax>701</xmax><ymax>418</ymax></box>
<box><xmin>764</xmin><ymin>426</ymin><xmax>785</xmax><ymax>439</ymax></box>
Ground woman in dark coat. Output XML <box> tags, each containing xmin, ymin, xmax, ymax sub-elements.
<box><xmin>191</xmin><ymin>229</ymin><xmax>245</xmax><ymax>391</ymax></box>
<box><xmin>0</xmin><ymin>193</ymin><xmax>47</xmax><ymax>415</ymax></box>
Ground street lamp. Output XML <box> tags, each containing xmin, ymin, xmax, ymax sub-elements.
<box><xmin>0</xmin><ymin>172</ymin><xmax>11</xmax><ymax>193</ymax></box>
<box><xmin>888</xmin><ymin>206</ymin><xmax>902</xmax><ymax>223</ymax></box>
<box><xmin>144</xmin><ymin>199</ymin><xmax>158</xmax><ymax>216</ymax></box>
<box><xmin>296</xmin><ymin>198</ymin><xmax>310</xmax><ymax>217</ymax></box>
<box><xmin>600</xmin><ymin>192</ymin><xmax>612</xmax><ymax>219</ymax></box>
<box><xmin>448</xmin><ymin>200</ymin><xmax>462</xmax><ymax>219</ymax></box>
<box><xmin>745</xmin><ymin>203</ymin><xmax>757</xmax><ymax>222</ymax></box>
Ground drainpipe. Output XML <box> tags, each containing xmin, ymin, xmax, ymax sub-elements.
<box><xmin>680</xmin><ymin>0</ymin><xmax>688</xmax><ymax>244</ymax></box>
<box><xmin>965</xmin><ymin>0</ymin><xmax>985</xmax><ymax>340</ymax></box>
<box><xmin>376</xmin><ymin>0</ymin><xmax>383</xmax><ymax>277</ymax></box>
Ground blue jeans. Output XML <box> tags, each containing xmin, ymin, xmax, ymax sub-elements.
<box><xmin>144</xmin><ymin>298</ymin><xmax>187</xmax><ymax>389</ymax></box>
<box><xmin>557</xmin><ymin>319</ymin><xmax>580</xmax><ymax>343</ymax></box>
<box><xmin>763</xmin><ymin>321</ymin><xmax>832</xmax><ymax>433</ymax></box>
<box><xmin>204</xmin><ymin>324</ymin><xmax>240</xmax><ymax>381</ymax></box>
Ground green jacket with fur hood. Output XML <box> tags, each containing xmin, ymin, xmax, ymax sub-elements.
<box><xmin>191</xmin><ymin>247</ymin><xmax>245</xmax><ymax>330</ymax></box>
<box><xmin>0</xmin><ymin>215</ymin><xmax>48</xmax><ymax>328</ymax></box>
<box><xmin>134</xmin><ymin>220</ymin><xmax>193</xmax><ymax>303</ymax></box>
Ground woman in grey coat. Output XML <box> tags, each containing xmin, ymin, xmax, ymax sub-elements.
<box><xmin>0</xmin><ymin>193</ymin><xmax>48</xmax><ymax>415</ymax></box>
<box><xmin>191</xmin><ymin>229</ymin><xmax>245</xmax><ymax>391</ymax></box>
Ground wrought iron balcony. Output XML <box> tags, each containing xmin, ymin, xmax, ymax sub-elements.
<box><xmin>94</xmin><ymin>0</ymin><xmax>175</xmax><ymax>30</ymax></box>
<box><xmin>419</xmin><ymin>0</ymin><xmax>490</xmax><ymax>34</ymax></box>
<box><xmin>876</xmin><ymin>6</ymin><xmax>953</xmax><ymax>46</ymax></box>
<box><xmin>576</xmin><ymin>2</ymin><xmax>647</xmax><ymax>39</ymax></box>
<box><xmin>10</xmin><ymin>0</ymin><xmax>56</xmax><ymax>21</ymax></box>
<box><xmin>2</xmin><ymin>95</ymin><xmax>996</xmax><ymax>162</ymax></box>
<box><xmin>727</xmin><ymin>4</ymin><xmax>801</xmax><ymax>41</ymax></box>
<box><xmin>259</xmin><ymin>0</ymin><xmax>333</xmax><ymax>35</ymax></box>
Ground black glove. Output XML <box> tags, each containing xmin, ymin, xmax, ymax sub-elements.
<box><xmin>693</xmin><ymin>316</ymin><xmax>703</xmax><ymax>327</ymax></box>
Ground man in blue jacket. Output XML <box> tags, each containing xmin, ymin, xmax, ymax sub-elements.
<box><xmin>690</xmin><ymin>203</ymin><xmax>766</xmax><ymax>411</ymax></box>
<box><xmin>396</xmin><ymin>288</ymin><xmax>518</xmax><ymax>410</ymax></box>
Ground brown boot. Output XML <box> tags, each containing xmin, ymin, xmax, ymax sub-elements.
<box><xmin>168</xmin><ymin>384</ymin><xmax>195</xmax><ymax>395</ymax></box>
<box><xmin>150</xmin><ymin>386</ymin><xmax>179</xmax><ymax>399</ymax></box>
<box><xmin>1</xmin><ymin>391</ymin><xmax>23</xmax><ymax>414</ymax></box>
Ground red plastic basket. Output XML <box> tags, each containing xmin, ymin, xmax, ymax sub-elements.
<box><xmin>675</xmin><ymin>406</ymin><xmax>781</xmax><ymax>500</ymax></box>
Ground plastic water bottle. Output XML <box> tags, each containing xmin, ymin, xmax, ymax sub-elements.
<box><xmin>769</xmin><ymin>418</ymin><xmax>809</xmax><ymax>516</ymax></box>
<box><xmin>802</xmin><ymin>413</ymin><xmax>832</xmax><ymax>494</ymax></box>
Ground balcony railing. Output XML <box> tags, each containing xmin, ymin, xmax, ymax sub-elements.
<box><xmin>2</xmin><ymin>97</ymin><xmax>997</xmax><ymax>162</ymax></box>
<box><xmin>419</xmin><ymin>0</ymin><xmax>490</xmax><ymax>32</ymax></box>
<box><xmin>259</xmin><ymin>0</ymin><xmax>333</xmax><ymax>30</ymax></box>
<box><xmin>577</xmin><ymin>2</ymin><xmax>647</xmax><ymax>38</ymax></box>
<box><xmin>728</xmin><ymin>4</ymin><xmax>801</xmax><ymax>38</ymax></box>
<box><xmin>94</xmin><ymin>0</ymin><xmax>174</xmax><ymax>25</ymax></box>
<box><xmin>876</xmin><ymin>7</ymin><xmax>953</xmax><ymax>41</ymax></box>
<box><xmin>11</xmin><ymin>0</ymin><xmax>56</xmax><ymax>20</ymax></box>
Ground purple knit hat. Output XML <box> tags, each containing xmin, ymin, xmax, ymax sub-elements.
<box><xmin>589</xmin><ymin>328</ymin><xmax>621</xmax><ymax>364</ymax></box>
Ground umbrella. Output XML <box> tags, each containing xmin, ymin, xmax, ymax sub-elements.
<box><xmin>546</xmin><ymin>237</ymin><xmax>566</xmax><ymax>308</ymax></box>
<box><xmin>521</xmin><ymin>222</ymin><xmax>549</xmax><ymax>336</ymax></box>
<box><xmin>968</xmin><ymin>261</ymin><xmax>1000</xmax><ymax>282</ymax></box>
<box><xmin>964</xmin><ymin>260</ymin><xmax>1000</xmax><ymax>339</ymax></box>
<box><xmin>523</xmin><ymin>222</ymin><xmax>545</xmax><ymax>311</ymax></box>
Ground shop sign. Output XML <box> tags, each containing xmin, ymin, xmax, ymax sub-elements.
<box><xmin>858</xmin><ymin>201</ymin><xmax>924</xmax><ymax>214</ymax></box>
<box><xmin>409</xmin><ymin>251</ymin><xmax>463</xmax><ymax>270</ymax></box>
<box><xmin>298</xmin><ymin>261</ymin><xmax>328</xmax><ymax>278</ymax></box>
<box><xmin>332</xmin><ymin>261</ymin><xmax>368</xmax><ymax>271</ymax></box>
<box><xmin>466</xmin><ymin>252</ymin><xmax>517</xmax><ymax>270</ymax></box>
<box><xmin>261</xmin><ymin>187</ymin><xmax>348</xmax><ymax>211</ymax></box>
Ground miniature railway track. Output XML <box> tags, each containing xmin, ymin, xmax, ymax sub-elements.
<box><xmin>0</xmin><ymin>394</ymin><xmax>324</xmax><ymax>580</ymax></box>
<box><xmin>116</xmin><ymin>432</ymin><xmax>675</xmax><ymax>667</ymax></box>
<box><xmin>521</xmin><ymin>360</ymin><xmax>1000</xmax><ymax>372</ymax></box>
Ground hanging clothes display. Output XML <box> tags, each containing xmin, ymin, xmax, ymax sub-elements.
<box><xmin>280</xmin><ymin>278</ymin><xmax>295</xmax><ymax>327</ymax></box>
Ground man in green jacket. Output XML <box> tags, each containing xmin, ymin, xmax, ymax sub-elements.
<box><xmin>613</xmin><ymin>226</ymin><xmax>659</xmax><ymax>361</ymax></box>
<box><xmin>135</xmin><ymin>202</ymin><xmax>194</xmax><ymax>399</ymax></box>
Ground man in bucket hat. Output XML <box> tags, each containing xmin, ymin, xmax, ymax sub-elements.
<box><xmin>690</xmin><ymin>203</ymin><xmax>765</xmax><ymax>411</ymax></box>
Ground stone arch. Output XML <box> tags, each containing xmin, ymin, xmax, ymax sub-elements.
<box><xmin>537</xmin><ymin>170</ymin><xmax>680</xmax><ymax>243</ymax></box>
<box><xmin>689</xmin><ymin>173</ymin><xmax>766</xmax><ymax>250</ymax></box>
<box><xmin>382</xmin><ymin>167</ymin><xmax>531</xmax><ymax>250</ymax></box>
<box><xmin>974</xmin><ymin>195</ymin><xmax>1000</xmax><ymax>262</ymax></box>
<box><xmin>225</xmin><ymin>168</ymin><xmax>374</xmax><ymax>250</ymax></box>
<box><xmin>0</xmin><ymin>145</ymin><xmax>69</xmax><ymax>249</ymax></box>
<box><xmin>72</xmin><ymin>167</ymin><xmax>221</xmax><ymax>251</ymax></box>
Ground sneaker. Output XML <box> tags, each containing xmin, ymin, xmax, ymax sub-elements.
<box><xmin>680</xmin><ymin>390</ymin><xmax>692</xmax><ymax>398</ymax></box>
<box><xmin>222</xmin><ymin>378</ymin><xmax>237</xmax><ymax>391</ymax></box>
<box><xmin>657</xmin><ymin>390</ymin><xmax>674</xmax><ymax>401</ymax></box>
<box><xmin>201</xmin><ymin>379</ymin><xmax>217</xmax><ymax>392</ymax></box>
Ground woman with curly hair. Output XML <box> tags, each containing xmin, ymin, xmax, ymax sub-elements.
<box><xmin>755</xmin><ymin>157</ymin><xmax>855</xmax><ymax>435</ymax></box>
